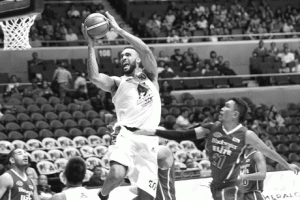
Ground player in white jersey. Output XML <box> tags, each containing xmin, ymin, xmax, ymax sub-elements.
<box><xmin>82</xmin><ymin>11</ymin><xmax>172</xmax><ymax>200</ymax></box>
<box><xmin>49</xmin><ymin>157</ymin><xmax>100</xmax><ymax>200</ymax></box>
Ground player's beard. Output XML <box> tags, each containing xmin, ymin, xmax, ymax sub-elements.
<box><xmin>123</xmin><ymin>62</ymin><xmax>137</xmax><ymax>75</ymax></box>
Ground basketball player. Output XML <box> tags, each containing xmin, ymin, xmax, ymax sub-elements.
<box><xmin>0</xmin><ymin>148</ymin><xmax>40</xmax><ymax>200</ymax></box>
<box><xmin>134</xmin><ymin>98</ymin><xmax>300</xmax><ymax>200</ymax></box>
<box><xmin>240</xmin><ymin>145</ymin><xmax>266</xmax><ymax>200</ymax></box>
<box><xmin>49</xmin><ymin>157</ymin><xmax>100</xmax><ymax>200</ymax></box>
<box><xmin>82</xmin><ymin>11</ymin><xmax>172</xmax><ymax>200</ymax></box>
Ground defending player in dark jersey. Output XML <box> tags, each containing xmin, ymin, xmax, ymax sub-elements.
<box><xmin>0</xmin><ymin>148</ymin><xmax>39</xmax><ymax>200</ymax></box>
<box><xmin>134</xmin><ymin>98</ymin><xmax>300</xmax><ymax>200</ymax></box>
<box><xmin>136</xmin><ymin>145</ymin><xmax>176</xmax><ymax>200</ymax></box>
<box><xmin>240</xmin><ymin>145</ymin><xmax>266</xmax><ymax>200</ymax></box>
<box><xmin>204</xmin><ymin>121</ymin><xmax>247</xmax><ymax>200</ymax></box>
<box><xmin>156</xmin><ymin>146</ymin><xmax>176</xmax><ymax>200</ymax></box>
<box><xmin>156</xmin><ymin>164</ymin><xmax>176</xmax><ymax>200</ymax></box>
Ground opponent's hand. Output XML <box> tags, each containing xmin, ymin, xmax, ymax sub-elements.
<box><xmin>105</xmin><ymin>11</ymin><xmax>122</xmax><ymax>33</ymax></box>
<box><xmin>288</xmin><ymin>163</ymin><xmax>300</xmax><ymax>175</ymax></box>
<box><xmin>81</xmin><ymin>23</ymin><xmax>95</xmax><ymax>47</ymax></box>
<box><xmin>134</xmin><ymin>129</ymin><xmax>156</xmax><ymax>136</ymax></box>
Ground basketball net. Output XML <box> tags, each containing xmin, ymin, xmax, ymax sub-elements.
<box><xmin>0</xmin><ymin>14</ymin><xmax>37</xmax><ymax>50</ymax></box>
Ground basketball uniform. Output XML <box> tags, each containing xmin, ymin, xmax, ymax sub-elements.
<box><xmin>240</xmin><ymin>148</ymin><xmax>265</xmax><ymax>200</ymax></box>
<box><xmin>205</xmin><ymin>121</ymin><xmax>247</xmax><ymax>200</ymax></box>
<box><xmin>156</xmin><ymin>163</ymin><xmax>176</xmax><ymax>200</ymax></box>
<box><xmin>1</xmin><ymin>169</ymin><xmax>35</xmax><ymax>200</ymax></box>
<box><xmin>63</xmin><ymin>187</ymin><xmax>100</xmax><ymax>200</ymax></box>
<box><xmin>109</xmin><ymin>72</ymin><xmax>161</xmax><ymax>197</ymax></box>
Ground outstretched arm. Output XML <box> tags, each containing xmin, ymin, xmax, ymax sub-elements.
<box><xmin>82</xmin><ymin>24</ymin><xmax>120</xmax><ymax>93</ymax></box>
<box><xmin>134</xmin><ymin>126</ymin><xmax>210</xmax><ymax>141</ymax></box>
<box><xmin>105</xmin><ymin>12</ymin><xmax>158</xmax><ymax>84</ymax></box>
<box><xmin>246</xmin><ymin>130</ymin><xmax>300</xmax><ymax>174</ymax></box>
<box><xmin>240</xmin><ymin>151</ymin><xmax>266</xmax><ymax>181</ymax></box>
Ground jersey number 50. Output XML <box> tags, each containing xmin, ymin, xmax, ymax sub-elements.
<box><xmin>149</xmin><ymin>180</ymin><xmax>157</xmax><ymax>190</ymax></box>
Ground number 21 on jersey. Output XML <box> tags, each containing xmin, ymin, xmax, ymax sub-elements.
<box><xmin>212</xmin><ymin>153</ymin><xmax>226</xmax><ymax>169</ymax></box>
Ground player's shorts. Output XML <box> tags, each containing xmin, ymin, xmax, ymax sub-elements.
<box><xmin>107</xmin><ymin>125</ymin><xmax>159</xmax><ymax>198</ymax></box>
<box><xmin>244</xmin><ymin>191</ymin><xmax>265</xmax><ymax>200</ymax></box>
<box><xmin>210</xmin><ymin>181</ymin><xmax>244</xmax><ymax>200</ymax></box>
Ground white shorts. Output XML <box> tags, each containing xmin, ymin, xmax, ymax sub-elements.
<box><xmin>108</xmin><ymin>126</ymin><xmax>159</xmax><ymax>198</ymax></box>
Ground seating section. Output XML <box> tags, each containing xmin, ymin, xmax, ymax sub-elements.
<box><xmin>2</xmin><ymin>92</ymin><xmax>300</xmax><ymax>191</ymax></box>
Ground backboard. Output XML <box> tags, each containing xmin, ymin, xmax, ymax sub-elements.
<box><xmin>0</xmin><ymin>0</ymin><xmax>44</xmax><ymax>21</ymax></box>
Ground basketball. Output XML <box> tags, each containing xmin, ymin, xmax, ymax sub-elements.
<box><xmin>84</xmin><ymin>13</ymin><xmax>109</xmax><ymax>39</ymax></box>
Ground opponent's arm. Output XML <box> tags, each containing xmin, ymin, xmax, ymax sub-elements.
<box><xmin>246</xmin><ymin>130</ymin><xmax>300</xmax><ymax>174</ymax></box>
<box><xmin>240</xmin><ymin>151</ymin><xmax>266</xmax><ymax>181</ymax></box>
<box><xmin>0</xmin><ymin>173</ymin><xmax>13</xmax><ymax>199</ymax></box>
<box><xmin>82</xmin><ymin>24</ymin><xmax>120</xmax><ymax>93</ymax></box>
<box><xmin>105</xmin><ymin>12</ymin><xmax>158</xmax><ymax>83</ymax></box>
<box><xmin>134</xmin><ymin>126</ymin><xmax>209</xmax><ymax>141</ymax></box>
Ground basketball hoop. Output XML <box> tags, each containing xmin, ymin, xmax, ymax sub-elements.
<box><xmin>0</xmin><ymin>14</ymin><xmax>37</xmax><ymax>50</ymax></box>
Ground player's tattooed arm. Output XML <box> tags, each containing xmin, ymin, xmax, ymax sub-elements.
<box><xmin>82</xmin><ymin>24</ymin><xmax>120</xmax><ymax>94</ymax></box>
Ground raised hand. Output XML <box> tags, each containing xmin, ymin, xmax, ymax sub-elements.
<box><xmin>105</xmin><ymin>11</ymin><xmax>122</xmax><ymax>33</ymax></box>
<box><xmin>81</xmin><ymin>23</ymin><xmax>95</xmax><ymax>46</ymax></box>
<box><xmin>288</xmin><ymin>163</ymin><xmax>300</xmax><ymax>175</ymax></box>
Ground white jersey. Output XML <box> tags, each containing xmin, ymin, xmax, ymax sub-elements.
<box><xmin>63</xmin><ymin>187</ymin><xmax>100</xmax><ymax>200</ymax></box>
<box><xmin>112</xmin><ymin>73</ymin><xmax>161</xmax><ymax>129</ymax></box>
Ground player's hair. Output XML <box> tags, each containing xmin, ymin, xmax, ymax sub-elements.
<box><xmin>122</xmin><ymin>46</ymin><xmax>140</xmax><ymax>56</ymax></box>
<box><xmin>230</xmin><ymin>97</ymin><xmax>248</xmax><ymax>123</ymax></box>
<box><xmin>6</xmin><ymin>148</ymin><xmax>21</xmax><ymax>164</ymax></box>
<box><xmin>64</xmin><ymin>157</ymin><xmax>86</xmax><ymax>185</ymax></box>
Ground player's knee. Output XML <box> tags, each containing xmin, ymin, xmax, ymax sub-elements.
<box><xmin>157</xmin><ymin>146</ymin><xmax>174</xmax><ymax>169</ymax></box>
<box><xmin>108</xmin><ymin>161</ymin><xmax>127</xmax><ymax>182</ymax></box>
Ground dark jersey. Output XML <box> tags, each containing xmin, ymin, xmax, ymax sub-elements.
<box><xmin>1</xmin><ymin>169</ymin><xmax>35</xmax><ymax>200</ymax></box>
<box><xmin>240</xmin><ymin>149</ymin><xmax>264</xmax><ymax>193</ymax></box>
<box><xmin>156</xmin><ymin>164</ymin><xmax>176</xmax><ymax>200</ymax></box>
<box><xmin>205</xmin><ymin>121</ymin><xmax>247</xmax><ymax>185</ymax></box>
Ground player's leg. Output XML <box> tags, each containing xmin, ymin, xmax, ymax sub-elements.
<box><xmin>210</xmin><ymin>184</ymin><xmax>222</xmax><ymax>200</ymax></box>
<box><xmin>99</xmin><ymin>161</ymin><xmax>127</xmax><ymax>199</ymax></box>
<box><xmin>244</xmin><ymin>192</ymin><xmax>253</xmax><ymax>200</ymax></box>
<box><xmin>210</xmin><ymin>185</ymin><xmax>243</xmax><ymax>200</ymax></box>
<box><xmin>137</xmin><ymin>188</ymin><xmax>154</xmax><ymax>200</ymax></box>
<box><xmin>254</xmin><ymin>191</ymin><xmax>265</xmax><ymax>200</ymax></box>
<box><xmin>157</xmin><ymin>145</ymin><xmax>173</xmax><ymax>169</ymax></box>
<box><xmin>244</xmin><ymin>191</ymin><xmax>264</xmax><ymax>200</ymax></box>
<box><xmin>156</xmin><ymin>146</ymin><xmax>176</xmax><ymax>200</ymax></box>
<box><xmin>223</xmin><ymin>186</ymin><xmax>244</xmax><ymax>200</ymax></box>
<box><xmin>136</xmin><ymin>146</ymin><xmax>174</xmax><ymax>200</ymax></box>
